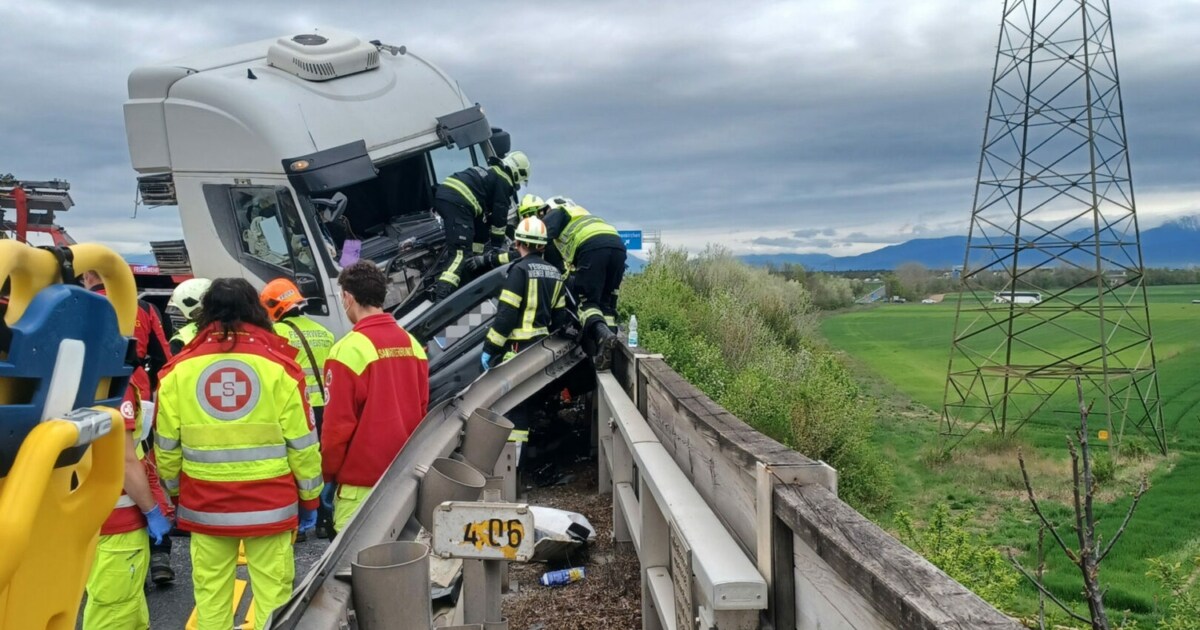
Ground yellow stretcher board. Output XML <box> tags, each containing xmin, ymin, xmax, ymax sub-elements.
<box><xmin>0</xmin><ymin>241</ymin><xmax>138</xmax><ymax>629</ymax></box>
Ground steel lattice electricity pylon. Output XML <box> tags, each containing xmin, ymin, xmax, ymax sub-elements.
<box><xmin>942</xmin><ymin>0</ymin><xmax>1165</xmax><ymax>453</ymax></box>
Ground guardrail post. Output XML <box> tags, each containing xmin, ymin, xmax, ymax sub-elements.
<box><xmin>640</xmin><ymin>476</ymin><xmax>669</xmax><ymax>630</ymax></box>
<box><xmin>611</xmin><ymin>425</ymin><xmax>634</xmax><ymax>544</ymax></box>
<box><xmin>756</xmin><ymin>462</ymin><xmax>837</xmax><ymax>630</ymax></box>
<box><xmin>461</xmin><ymin>489</ymin><xmax>505</xmax><ymax>625</ymax></box>
<box><xmin>597</xmin><ymin>382</ymin><xmax>613</xmax><ymax>495</ymax></box>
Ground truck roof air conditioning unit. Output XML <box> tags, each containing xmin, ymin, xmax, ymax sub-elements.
<box><xmin>267</xmin><ymin>31</ymin><xmax>380</xmax><ymax>82</ymax></box>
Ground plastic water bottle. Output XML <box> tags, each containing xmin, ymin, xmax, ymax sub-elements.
<box><xmin>540</xmin><ymin>567</ymin><xmax>585</xmax><ymax>587</ymax></box>
<box><xmin>628</xmin><ymin>315</ymin><xmax>638</xmax><ymax>348</ymax></box>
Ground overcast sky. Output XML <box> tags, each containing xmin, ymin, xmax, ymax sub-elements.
<box><xmin>3</xmin><ymin>1</ymin><xmax>1198</xmax><ymax>257</ymax></box>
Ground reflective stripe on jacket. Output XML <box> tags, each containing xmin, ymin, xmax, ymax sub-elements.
<box><xmin>321</xmin><ymin>313</ymin><xmax>430</xmax><ymax>487</ymax></box>
<box><xmin>154</xmin><ymin>323</ymin><xmax>323</xmax><ymax>538</ymax></box>
<box><xmin>101</xmin><ymin>369</ymin><xmax>150</xmax><ymax>536</ymax></box>
<box><xmin>171</xmin><ymin>321</ymin><xmax>199</xmax><ymax>347</ymax></box>
<box><xmin>273</xmin><ymin>315</ymin><xmax>335</xmax><ymax>408</ymax></box>
<box><xmin>438</xmin><ymin>165</ymin><xmax>516</xmax><ymax>240</ymax></box>
<box><xmin>543</xmin><ymin>205</ymin><xmax>622</xmax><ymax>266</ymax></box>
<box><xmin>484</xmin><ymin>254</ymin><xmax>566</xmax><ymax>356</ymax></box>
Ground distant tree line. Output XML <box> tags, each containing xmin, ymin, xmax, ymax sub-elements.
<box><xmin>764</xmin><ymin>263</ymin><xmax>864</xmax><ymax>309</ymax></box>
<box><xmin>764</xmin><ymin>262</ymin><xmax>1200</xmax><ymax>309</ymax></box>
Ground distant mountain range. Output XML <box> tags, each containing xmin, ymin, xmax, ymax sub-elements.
<box><xmin>741</xmin><ymin>217</ymin><xmax>1200</xmax><ymax>271</ymax></box>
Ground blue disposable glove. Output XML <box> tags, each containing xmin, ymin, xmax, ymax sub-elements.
<box><xmin>320</xmin><ymin>484</ymin><xmax>337</xmax><ymax>512</ymax></box>
<box><xmin>481</xmin><ymin>352</ymin><xmax>494</xmax><ymax>371</ymax></box>
<box><xmin>299</xmin><ymin>507</ymin><xmax>318</xmax><ymax>535</ymax></box>
<box><xmin>144</xmin><ymin>505</ymin><xmax>172</xmax><ymax>545</ymax></box>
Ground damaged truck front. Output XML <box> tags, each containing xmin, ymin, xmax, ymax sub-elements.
<box><xmin>123</xmin><ymin>28</ymin><xmax>511</xmax><ymax>336</ymax></box>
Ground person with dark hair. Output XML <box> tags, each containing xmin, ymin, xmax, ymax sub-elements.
<box><xmin>321</xmin><ymin>261</ymin><xmax>429</xmax><ymax>533</ymax></box>
<box><xmin>154</xmin><ymin>277</ymin><xmax>323</xmax><ymax>629</ymax></box>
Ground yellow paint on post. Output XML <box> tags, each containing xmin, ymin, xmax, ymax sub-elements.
<box><xmin>461</xmin><ymin>519</ymin><xmax>526</xmax><ymax>560</ymax></box>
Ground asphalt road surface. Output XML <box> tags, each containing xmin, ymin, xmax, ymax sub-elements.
<box><xmin>77</xmin><ymin>533</ymin><xmax>329</xmax><ymax>629</ymax></box>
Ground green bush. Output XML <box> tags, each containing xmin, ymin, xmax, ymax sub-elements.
<box><xmin>895</xmin><ymin>504</ymin><xmax>1021</xmax><ymax>609</ymax></box>
<box><xmin>621</xmin><ymin>247</ymin><xmax>892</xmax><ymax>512</ymax></box>
<box><xmin>1145</xmin><ymin>554</ymin><xmax>1200</xmax><ymax>629</ymax></box>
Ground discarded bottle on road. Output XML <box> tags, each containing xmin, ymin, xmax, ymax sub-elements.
<box><xmin>539</xmin><ymin>567</ymin><xmax>585</xmax><ymax>587</ymax></box>
<box><xmin>628</xmin><ymin>315</ymin><xmax>638</xmax><ymax>348</ymax></box>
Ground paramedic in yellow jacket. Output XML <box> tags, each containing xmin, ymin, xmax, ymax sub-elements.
<box><xmin>154</xmin><ymin>278</ymin><xmax>323</xmax><ymax>630</ymax></box>
<box><xmin>82</xmin><ymin>368</ymin><xmax>173</xmax><ymax>630</ymax></box>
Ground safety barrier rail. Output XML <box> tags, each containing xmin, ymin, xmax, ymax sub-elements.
<box><xmin>270</xmin><ymin>336</ymin><xmax>585</xmax><ymax>629</ymax></box>
<box><xmin>597</xmin><ymin>372</ymin><xmax>767</xmax><ymax>630</ymax></box>
<box><xmin>606</xmin><ymin>347</ymin><xmax>1022</xmax><ymax>630</ymax></box>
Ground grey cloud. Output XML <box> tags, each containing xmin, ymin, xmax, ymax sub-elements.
<box><xmin>3</xmin><ymin>1</ymin><xmax>1198</xmax><ymax>253</ymax></box>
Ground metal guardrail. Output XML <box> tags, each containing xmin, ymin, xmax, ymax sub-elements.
<box><xmin>269</xmin><ymin>336</ymin><xmax>585</xmax><ymax>629</ymax></box>
<box><xmin>596</xmin><ymin>372</ymin><xmax>767</xmax><ymax>630</ymax></box>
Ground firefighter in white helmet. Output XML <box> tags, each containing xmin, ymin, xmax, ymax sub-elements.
<box><xmin>167</xmin><ymin>278</ymin><xmax>212</xmax><ymax>354</ymax></box>
<box><xmin>480</xmin><ymin>216</ymin><xmax>567</xmax><ymax>370</ymax></box>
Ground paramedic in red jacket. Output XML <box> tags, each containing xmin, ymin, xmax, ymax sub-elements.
<box><xmin>321</xmin><ymin>261</ymin><xmax>430</xmax><ymax>533</ymax></box>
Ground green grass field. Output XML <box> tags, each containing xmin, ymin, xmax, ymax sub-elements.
<box><xmin>821</xmin><ymin>284</ymin><xmax>1200</xmax><ymax>624</ymax></box>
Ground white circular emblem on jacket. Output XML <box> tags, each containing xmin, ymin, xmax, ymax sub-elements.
<box><xmin>196</xmin><ymin>359</ymin><xmax>262</xmax><ymax>421</ymax></box>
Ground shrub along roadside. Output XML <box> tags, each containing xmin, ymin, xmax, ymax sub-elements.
<box><xmin>619</xmin><ymin>247</ymin><xmax>892</xmax><ymax>512</ymax></box>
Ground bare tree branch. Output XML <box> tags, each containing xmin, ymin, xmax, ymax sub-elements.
<box><xmin>1008</xmin><ymin>553</ymin><xmax>1093</xmax><ymax>625</ymax></box>
<box><xmin>1098</xmin><ymin>475</ymin><xmax>1149</xmax><ymax>563</ymax></box>
<box><xmin>1017</xmin><ymin>448</ymin><xmax>1077</xmax><ymax>561</ymax></box>
<box><xmin>1037</xmin><ymin>525</ymin><xmax>1047</xmax><ymax>630</ymax></box>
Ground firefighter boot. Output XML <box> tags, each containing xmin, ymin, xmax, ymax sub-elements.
<box><xmin>590</xmin><ymin>321</ymin><xmax>619</xmax><ymax>372</ymax></box>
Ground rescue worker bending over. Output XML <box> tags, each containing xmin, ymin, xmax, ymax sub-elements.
<box><xmin>168</xmin><ymin>277</ymin><xmax>211</xmax><ymax>354</ymax></box>
<box><xmin>321</xmin><ymin>261</ymin><xmax>430</xmax><ymax>534</ymax></box>
<box><xmin>481</xmin><ymin>216</ymin><xmax>567</xmax><ymax>370</ymax></box>
<box><xmin>536</xmin><ymin>197</ymin><xmax>627</xmax><ymax>370</ymax></box>
<box><xmin>428</xmin><ymin>151</ymin><xmax>531</xmax><ymax>301</ymax></box>
<box><xmin>82</xmin><ymin>370</ymin><xmax>173</xmax><ymax>630</ymax></box>
<box><xmin>154</xmin><ymin>278</ymin><xmax>323</xmax><ymax>630</ymax></box>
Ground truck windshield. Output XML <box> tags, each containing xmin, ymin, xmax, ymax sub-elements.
<box><xmin>428</xmin><ymin>144</ymin><xmax>479</xmax><ymax>182</ymax></box>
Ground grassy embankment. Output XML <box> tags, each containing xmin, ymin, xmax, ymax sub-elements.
<box><xmin>821</xmin><ymin>284</ymin><xmax>1200</xmax><ymax>625</ymax></box>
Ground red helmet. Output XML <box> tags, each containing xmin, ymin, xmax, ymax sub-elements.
<box><xmin>260</xmin><ymin>278</ymin><xmax>304</xmax><ymax>321</ymax></box>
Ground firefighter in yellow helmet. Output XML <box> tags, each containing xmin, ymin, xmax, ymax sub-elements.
<box><xmin>480</xmin><ymin>216</ymin><xmax>567</xmax><ymax>370</ymax></box>
<box><xmin>536</xmin><ymin>197</ymin><xmax>626</xmax><ymax>370</ymax></box>
<box><xmin>463</xmin><ymin>193</ymin><xmax>547</xmax><ymax>278</ymax></box>
<box><xmin>154</xmin><ymin>278</ymin><xmax>323</xmax><ymax>630</ymax></box>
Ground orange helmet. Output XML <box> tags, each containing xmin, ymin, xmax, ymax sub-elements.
<box><xmin>260</xmin><ymin>278</ymin><xmax>304</xmax><ymax>321</ymax></box>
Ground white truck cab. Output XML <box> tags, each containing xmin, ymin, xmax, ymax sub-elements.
<box><xmin>123</xmin><ymin>29</ymin><xmax>510</xmax><ymax>336</ymax></box>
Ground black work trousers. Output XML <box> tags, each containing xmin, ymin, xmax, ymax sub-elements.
<box><xmin>573</xmin><ymin>245</ymin><xmax>626</xmax><ymax>331</ymax></box>
<box><xmin>430</xmin><ymin>198</ymin><xmax>477</xmax><ymax>298</ymax></box>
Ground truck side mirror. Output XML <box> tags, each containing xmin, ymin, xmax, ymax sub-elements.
<box><xmin>490</xmin><ymin>128</ymin><xmax>511</xmax><ymax>158</ymax></box>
